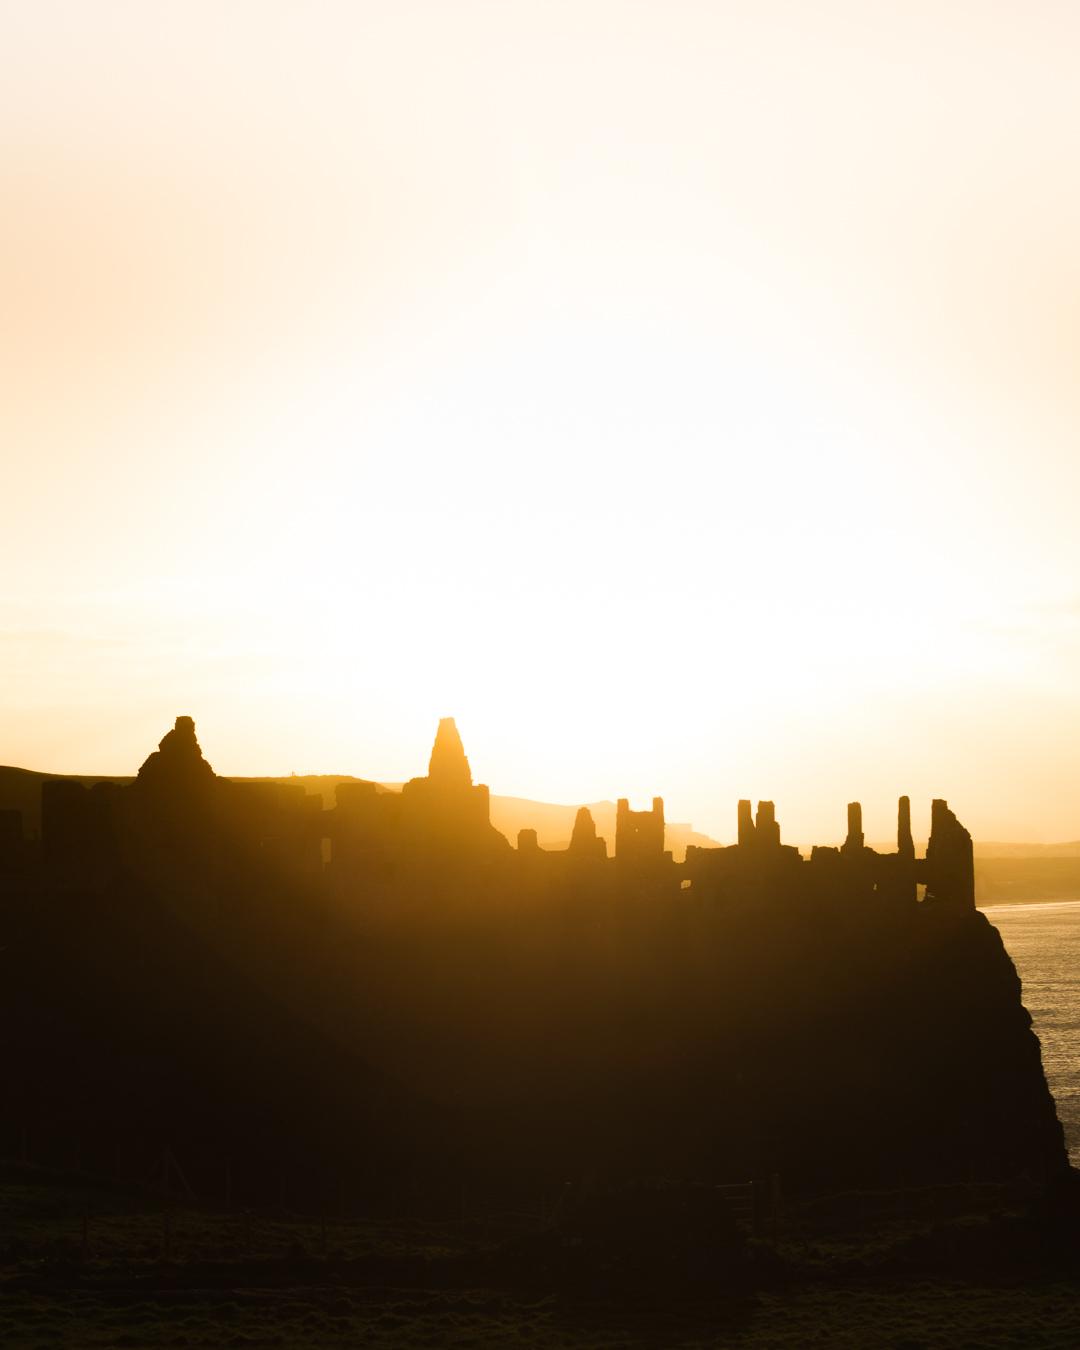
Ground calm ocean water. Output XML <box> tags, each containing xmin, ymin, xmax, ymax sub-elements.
<box><xmin>981</xmin><ymin>899</ymin><xmax>1080</xmax><ymax>1165</ymax></box>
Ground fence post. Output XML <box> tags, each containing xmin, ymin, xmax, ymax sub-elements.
<box><xmin>749</xmin><ymin>1180</ymin><xmax>762</xmax><ymax>1237</ymax></box>
<box><xmin>770</xmin><ymin>1173</ymin><xmax>782</xmax><ymax>1243</ymax></box>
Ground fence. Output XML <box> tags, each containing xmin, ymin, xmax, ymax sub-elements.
<box><xmin>2</xmin><ymin>1146</ymin><xmax>787</xmax><ymax>1266</ymax></box>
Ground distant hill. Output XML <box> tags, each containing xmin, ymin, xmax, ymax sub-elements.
<box><xmin>971</xmin><ymin>843</ymin><xmax>1080</xmax><ymax>903</ymax></box>
<box><xmin>0</xmin><ymin>768</ymin><xmax>717</xmax><ymax>860</ymax></box>
<box><xmin>975</xmin><ymin>841</ymin><xmax>1080</xmax><ymax>858</ymax></box>
<box><xmin>0</xmin><ymin>767</ymin><xmax>131</xmax><ymax>837</ymax></box>
<box><xmin>975</xmin><ymin>859</ymin><xmax>1080</xmax><ymax>905</ymax></box>
<box><xmin>231</xmin><ymin>774</ymin><xmax>396</xmax><ymax>800</ymax></box>
<box><xmin>483</xmin><ymin>793</ymin><xmax>718</xmax><ymax>861</ymax></box>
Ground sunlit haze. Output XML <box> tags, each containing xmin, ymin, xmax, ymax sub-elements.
<box><xmin>4</xmin><ymin>1</ymin><xmax>1080</xmax><ymax>845</ymax></box>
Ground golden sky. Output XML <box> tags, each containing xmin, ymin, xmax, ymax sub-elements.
<box><xmin>3</xmin><ymin>2</ymin><xmax>1080</xmax><ymax>844</ymax></box>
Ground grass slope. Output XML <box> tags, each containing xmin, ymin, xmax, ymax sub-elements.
<box><xmin>7</xmin><ymin>1165</ymin><xmax>1080</xmax><ymax>1349</ymax></box>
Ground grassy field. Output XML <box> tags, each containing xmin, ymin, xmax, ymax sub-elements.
<box><xmin>9</xmin><ymin>1279</ymin><xmax>1080</xmax><ymax>1349</ymax></box>
<box><xmin>5</xmin><ymin>1166</ymin><xmax>1080</xmax><ymax>1348</ymax></box>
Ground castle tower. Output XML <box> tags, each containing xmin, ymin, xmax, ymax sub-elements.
<box><xmin>897</xmin><ymin>796</ymin><xmax>914</xmax><ymax>858</ymax></box>
<box><xmin>754</xmin><ymin>801</ymin><xmax>781</xmax><ymax>849</ymax></box>
<box><xmin>615</xmin><ymin>797</ymin><xmax>665</xmax><ymax>865</ymax></box>
<box><xmin>427</xmin><ymin>717</ymin><xmax>472</xmax><ymax>790</ymax></box>
<box><xmin>135</xmin><ymin>716</ymin><xmax>216</xmax><ymax>793</ymax></box>
<box><xmin>399</xmin><ymin>718</ymin><xmax>508</xmax><ymax>856</ymax></box>
<box><xmin>843</xmin><ymin>801</ymin><xmax>864</xmax><ymax>853</ymax></box>
<box><xmin>569</xmin><ymin>806</ymin><xmax>607</xmax><ymax>861</ymax></box>
<box><xmin>925</xmin><ymin>798</ymin><xmax>975</xmax><ymax>907</ymax></box>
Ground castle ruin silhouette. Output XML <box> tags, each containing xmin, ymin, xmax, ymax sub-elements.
<box><xmin>30</xmin><ymin>714</ymin><xmax>975</xmax><ymax>911</ymax></box>
<box><xmin>4</xmin><ymin>713</ymin><xmax>1060</xmax><ymax>1200</ymax></box>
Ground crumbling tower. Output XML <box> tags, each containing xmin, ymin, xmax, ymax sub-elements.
<box><xmin>754</xmin><ymin>801</ymin><xmax>781</xmax><ymax>849</ymax></box>
<box><xmin>897</xmin><ymin>795</ymin><xmax>914</xmax><ymax>859</ymax></box>
<box><xmin>135</xmin><ymin>715</ymin><xmax>216</xmax><ymax>795</ymax></box>
<box><xmin>734</xmin><ymin>800</ymin><xmax>783</xmax><ymax>851</ymax></box>
<box><xmin>427</xmin><ymin>717</ymin><xmax>473</xmax><ymax>790</ymax></box>
<box><xmin>615</xmin><ymin>797</ymin><xmax>666</xmax><ymax>866</ymax></box>
<box><xmin>880</xmin><ymin>794</ymin><xmax>919</xmax><ymax>903</ymax></box>
<box><xmin>568</xmin><ymin>806</ymin><xmax>607</xmax><ymax>861</ymax></box>
<box><xmin>842</xmin><ymin>802</ymin><xmax>864</xmax><ymax>854</ymax></box>
<box><xmin>924</xmin><ymin>798</ymin><xmax>975</xmax><ymax>907</ymax></box>
<box><xmin>399</xmin><ymin>718</ymin><xmax>506</xmax><ymax>855</ymax></box>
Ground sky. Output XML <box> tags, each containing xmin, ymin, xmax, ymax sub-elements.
<box><xmin>3</xmin><ymin>1</ymin><xmax>1080</xmax><ymax>845</ymax></box>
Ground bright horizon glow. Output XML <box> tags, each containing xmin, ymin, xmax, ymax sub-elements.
<box><xmin>4</xmin><ymin>2</ymin><xmax>1080</xmax><ymax>844</ymax></box>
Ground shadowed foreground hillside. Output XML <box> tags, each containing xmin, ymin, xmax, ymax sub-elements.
<box><xmin>0</xmin><ymin>716</ymin><xmax>1066</xmax><ymax>1210</ymax></box>
<box><xmin>7</xmin><ymin>1157</ymin><xmax>1080</xmax><ymax>1350</ymax></box>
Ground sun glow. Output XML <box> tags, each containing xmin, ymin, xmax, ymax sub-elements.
<box><xmin>4</xmin><ymin>2</ymin><xmax>1080</xmax><ymax>844</ymax></box>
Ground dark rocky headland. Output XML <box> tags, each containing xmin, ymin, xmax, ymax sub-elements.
<box><xmin>0</xmin><ymin>716</ymin><xmax>1067</xmax><ymax>1207</ymax></box>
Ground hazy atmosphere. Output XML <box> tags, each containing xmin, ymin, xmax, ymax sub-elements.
<box><xmin>4</xmin><ymin>1</ymin><xmax>1080</xmax><ymax>844</ymax></box>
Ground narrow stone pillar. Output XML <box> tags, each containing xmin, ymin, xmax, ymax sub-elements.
<box><xmin>897</xmin><ymin>796</ymin><xmax>914</xmax><ymax>858</ymax></box>
<box><xmin>844</xmin><ymin>802</ymin><xmax>864</xmax><ymax>852</ymax></box>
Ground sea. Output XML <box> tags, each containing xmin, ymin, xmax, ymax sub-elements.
<box><xmin>981</xmin><ymin>899</ymin><xmax>1080</xmax><ymax>1165</ymax></box>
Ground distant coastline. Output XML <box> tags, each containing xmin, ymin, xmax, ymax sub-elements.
<box><xmin>975</xmin><ymin>858</ymin><xmax>1080</xmax><ymax>906</ymax></box>
<box><xmin>981</xmin><ymin>896</ymin><xmax>1080</xmax><ymax>912</ymax></box>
